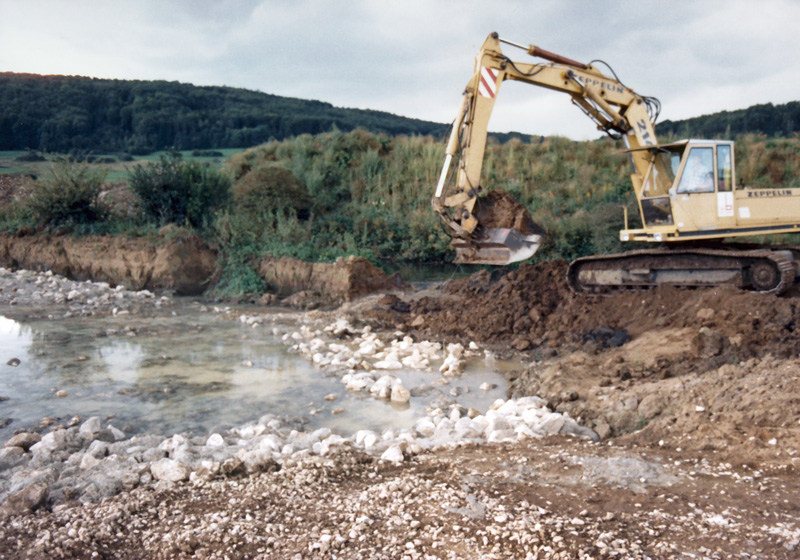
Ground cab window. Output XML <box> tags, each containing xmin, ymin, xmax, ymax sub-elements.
<box><xmin>677</xmin><ymin>147</ymin><xmax>714</xmax><ymax>194</ymax></box>
<box><xmin>717</xmin><ymin>145</ymin><xmax>732</xmax><ymax>192</ymax></box>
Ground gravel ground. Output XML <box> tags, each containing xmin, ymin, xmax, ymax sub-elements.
<box><xmin>2</xmin><ymin>438</ymin><xmax>799</xmax><ymax>559</ymax></box>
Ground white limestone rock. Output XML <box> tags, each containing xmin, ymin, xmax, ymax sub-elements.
<box><xmin>150</xmin><ymin>458</ymin><xmax>190</xmax><ymax>482</ymax></box>
<box><xmin>380</xmin><ymin>444</ymin><xmax>405</xmax><ymax>464</ymax></box>
<box><xmin>206</xmin><ymin>433</ymin><xmax>225</xmax><ymax>448</ymax></box>
<box><xmin>390</xmin><ymin>382</ymin><xmax>411</xmax><ymax>404</ymax></box>
<box><xmin>79</xmin><ymin>416</ymin><xmax>102</xmax><ymax>437</ymax></box>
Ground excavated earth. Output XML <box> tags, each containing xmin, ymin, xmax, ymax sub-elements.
<box><xmin>366</xmin><ymin>261</ymin><xmax>800</xmax><ymax>456</ymax></box>
<box><xmin>2</xmin><ymin>258</ymin><xmax>800</xmax><ymax>558</ymax></box>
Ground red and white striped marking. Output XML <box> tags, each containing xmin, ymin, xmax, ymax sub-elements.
<box><xmin>478</xmin><ymin>67</ymin><xmax>498</xmax><ymax>98</ymax></box>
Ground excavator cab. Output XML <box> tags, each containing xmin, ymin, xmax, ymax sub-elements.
<box><xmin>621</xmin><ymin>140</ymin><xmax>739</xmax><ymax>242</ymax></box>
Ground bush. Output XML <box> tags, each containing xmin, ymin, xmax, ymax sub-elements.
<box><xmin>128</xmin><ymin>151</ymin><xmax>231</xmax><ymax>229</ymax></box>
<box><xmin>210</xmin><ymin>245</ymin><xmax>268</xmax><ymax>298</ymax></box>
<box><xmin>192</xmin><ymin>150</ymin><xmax>224</xmax><ymax>158</ymax></box>
<box><xmin>232</xmin><ymin>165</ymin><xmax>311</xmax><ymax>220</ymax></box>
<box><xmin>26</xmin><ymin>157</ymin><xmax>106</xmax><ymax>226</ymax></box>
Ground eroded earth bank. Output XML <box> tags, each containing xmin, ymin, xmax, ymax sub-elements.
<box><xmin>1</xmin><ymin>254</ymin><xmax>799</xmax><ymax>559</ymax></box>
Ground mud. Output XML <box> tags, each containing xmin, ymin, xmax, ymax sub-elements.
<box><xmin>0</xmin><ymin>228</ymin><xmax>217</xmax><ymax>295</ymax></box>
<box><xmin>399</xmin><ymin>260</ymin><xmax>800</xmax><ymax>359</ymax></box>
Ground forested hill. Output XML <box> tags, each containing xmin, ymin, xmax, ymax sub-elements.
<box><xmin>0</xmin><ymin>73</ymin><xmax>448</xmax><ymax>153</ymax></box>
<box><xmin>657</xmin><ymin>101</ymin><xmax>800</xmax><ymax>139</ymax></box>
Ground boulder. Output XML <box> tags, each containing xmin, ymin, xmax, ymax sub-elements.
<box><xmin>0</xmin><ymin>483</ymin><xmax>48</xmax><ymax>517</ymax></box>
<box><xmin>4</xmin><ymin>432</ymin><xmax>41</xmax><ymax>451</ymax></box>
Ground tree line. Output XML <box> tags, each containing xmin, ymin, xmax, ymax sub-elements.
<box><xmin>2</xmin><ymin>71</ymin><xmax>797</xmax><ymax>155</ymax></box>
<box><xmin>657</xmin><ymin>101</ymin><xmax>800</xmax><ymax>139</ymax></box>
<box><xmin>0</xmin><ymin>73</ymin><xmax>448</xmax><ymax>154</ymax></box>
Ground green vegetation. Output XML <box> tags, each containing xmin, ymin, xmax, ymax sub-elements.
<box><xmin>25</xmin><ymin>157</ymin><xmax>106</xmax><ymax>226</ymax></box>
<box><xmin>214</xmin><ymin>130</ymin><xmax>638</xmax><ymax>270</ymax></box>
<box><xmin>0</xmin><ymin>73</ymin><xmax>447</xmax><ymax>154</ymax></box>
<box><xmin>128</xmin><ymin>152</ymin><xmax>231</xmax><ymax>229</ymax></box>
<box><xmin>735</xmin><ymin>134</ymin><xmax>800</xmax><ymax>189</ymax></box>
<box><xmin>3</xmin><ymin>128</ymin><xmax>800</xmax><ymax>296</ymax></box>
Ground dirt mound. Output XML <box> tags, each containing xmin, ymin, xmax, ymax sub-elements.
<box><xmin>0</xmin><ymin>229</ymin><xmax>217</xmax><ymax>295</ymax></box>
<box><xmin>473</xmin><ymin>188</ymin><xmax>544</xmax><ymax>236</ymax></box>
<box><xmin>259</xmin><ymin>255</ymin><xmax>408</xmax><ymax>307</ymax></box>
<box><xmin>403</xmin><ymin>260</ymin><xmax>800</xmax><ymax>359</ymax></box>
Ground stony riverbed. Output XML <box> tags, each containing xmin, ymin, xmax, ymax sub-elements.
<box><xmin>0</xmin><ymin>268</ymin><xmax>594</xmax><ymax>513</ymax></box>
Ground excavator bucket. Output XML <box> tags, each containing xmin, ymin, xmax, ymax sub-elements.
<box><xmin>452</xmin><ymin>227</ymin><xmax>542</xmax><ymax>265</ymax></box>
<box><xmin>452</xmin><ymin>188</ymin><xmax>545</xmax><ymax>265</ymax></box>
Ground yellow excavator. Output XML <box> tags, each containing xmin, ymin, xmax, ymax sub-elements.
<box><xmin>432</xmin><ymin>32</ymin><xmax>800</xmax><ymax>294</ymax></box>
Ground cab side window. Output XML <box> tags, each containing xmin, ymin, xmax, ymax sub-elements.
<box><xmin>677</xmin><ymin>148</ymin><xmax>714</xmax><ymax>194</ymax></box>
<box><xmin>717</xmin><ymin>145</ymin><xmax>732</xmax><ymax>192</ymax></box>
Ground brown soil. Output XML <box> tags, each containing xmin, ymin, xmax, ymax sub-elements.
<box><xmin>0</xmin><ymin>230</ymin><xmax>410</xmax><ymax>303</ymax></box>
<box><xmin>406</xmin><ymin>260</ymin><xmax>800</xmax><ymax>358</ymax></box>
<box><xmin>473</xmin><ymin>188</ymin><xmax>545</xmax><ymax>236</ymax></box>
<box><xmin>259</xmin><ymin>255</ymin><xmax>409</xmax><ymax>307</ymax></box>
<box><xmin>0</xmin><ymin>228</ymin><xmax>217</xmax><ymax>295</ymax></box>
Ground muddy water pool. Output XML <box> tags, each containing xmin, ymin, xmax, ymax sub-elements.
<box><xmin>0</xmin><ymin>302</ymin><xmax>509</xmax><ymax>441</ymax></box>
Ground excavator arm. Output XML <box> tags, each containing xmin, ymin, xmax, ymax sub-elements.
<box><xmin>433</xmin><ymin>32</ymin><xmax>661</xmax><ymax>264</ymax></box>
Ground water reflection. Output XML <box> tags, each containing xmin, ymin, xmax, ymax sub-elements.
<box><xmin>0</xmin><ymin>305</ymin><xmax>509</xmax><ymax>441</ymax></box>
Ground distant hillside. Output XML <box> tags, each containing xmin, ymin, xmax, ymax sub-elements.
<box><xmin>657</xmin><ymin>101</ymin><xmax>800</xmax><ymax>139</ymax></box>
<box><xmin>0</xmin><ymin>73</ymin><xmax>448</xmax><ymax>154</ymax></box>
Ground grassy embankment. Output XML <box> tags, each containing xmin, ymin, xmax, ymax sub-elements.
<box><xmin>2</xmin><ymin>130</ymin><xmax>800</xmax><ymax>296</ymax></box>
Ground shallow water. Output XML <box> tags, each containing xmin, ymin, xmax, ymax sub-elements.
<box><xmin>0</xmin><ymin>303</ymin><xmax>509</xmax><ymax>441</ymax></box>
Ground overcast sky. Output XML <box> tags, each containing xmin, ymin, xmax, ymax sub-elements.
<box><xmin>2</xmin><ymin>0</ymin><xmax>799</xmax><ymax>140</ymax></box>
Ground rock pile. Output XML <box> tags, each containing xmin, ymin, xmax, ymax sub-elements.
<box><xmin>264</xmin><ymin>317</ymin><xmax>476</xmax><ymax>404</ymax></box>
<box><xmin>0</xmin><ymin>267</ymin><xmax>171</xmax><ymax>317</ymax></box>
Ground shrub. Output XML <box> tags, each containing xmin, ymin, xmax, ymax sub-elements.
<box><xmin>232</xmin><ymin>165</ymin><xmax>311</xmax><ymax>220</ymax></box>
<box><xmin>128</xmin><ymin>151</ymin><xmax>231</xmax><ymax>229</ymax></box>
<box><xmin>26</xmin><ymin>157</ymin><xmax>106</xmax><ymax>226</ymax></box>
<box><xmin>210</xmin><ymin>245</ymin><xmax>268</xmax><ymax>298</ymax></box>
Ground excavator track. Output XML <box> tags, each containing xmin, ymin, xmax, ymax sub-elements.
<box><xmin>567</xmin><ymin>248</ymin><xmax>797</xmax><ymax>295</ymax></box>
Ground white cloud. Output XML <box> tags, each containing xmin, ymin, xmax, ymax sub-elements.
<box><xmin>1</xmin><ymin>0</ymin><xmax>799</xmax><ymax>139</ymax></box>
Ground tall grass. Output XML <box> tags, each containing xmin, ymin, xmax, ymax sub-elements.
<box><xmin>222</xmin><ymin>129</ymin><xmax>642</xmax><ymax>264</ymax></box>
